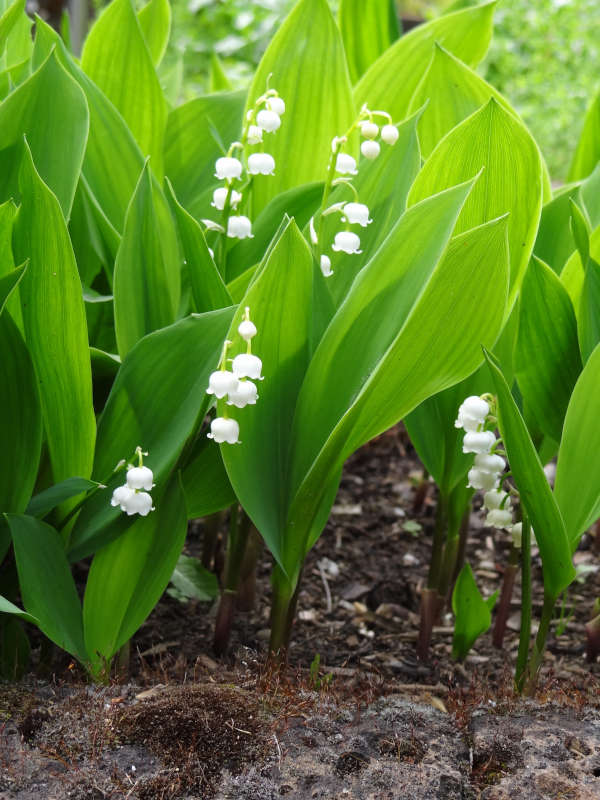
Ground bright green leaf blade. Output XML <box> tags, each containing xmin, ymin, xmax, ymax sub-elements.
<box><xmin>408</xmin><ymin>98</ymin><xmax>542</xmax><ymax>309</ymax></box>
<box><xmin>484</xmin><ymin>349</ymin><xmax>575</xmax><ymax>598</ymax></box>
<box><xmin>209</xmin><ymin>52</ymin><xmax>231</xmax><ymax>93</ymax></box>
<box><xmin>7</xmin><ymin>514</ymin><xmax>87</xmax><ymax>660</ymax></box>
<box><xmin>338</xmin><ymin>0</ymin><xmax>399</xmax><ymax>84</ymax></box>
<box><xmin>0</xmin><ymin>595</ymin><xmax>37</xmax><ymax>626</ymax></box>
<box><xmin>451</xmin><ymin>562</ymin><xmax>494</xmax><ymax>660</ymax></box>
<box><xmin>138</xmin><ymin>0</ymin><xmax>171</xmax><ymax>66</ymax></box>
<box><xmin>535</xmin><ymin>184</ymin><xmax>582</xmax><ymax>274</ymax></box>
<box><xmin>354</xmin><ymin>2</ymin><xmax>495</xmax><ymax>122</ymax></box>
<box><xmin>0</xmin><ymin>262</ymin><xmax>26</xmax><ymax>315</ymax></box>
<box><xmin>555</xmin><ymin>343</ymin><xmax>600</xmax><ymax>546</ymax></box>
<box><xmin>13</xmin><ymin>141</ymin><xmax>95</xmax><ymax>483</ymax></box>
<box><xmin>245</xmin><ymin>0</ymin><xmax>355</xmax><ymax>214</ymax></box>
<box><xmin>68</xmin><ymin>308</ymin><xmax>234</xmax><ymax>561</ymax></box>
<box><xmin>81</xmin><ymin>0</ymin><xmax>167</xmax><ymax>173</ymax></box>
<box><xmin>0</xmin><ymin>0</ymin><xmax>31</xmax><ymax>72</ymax></box>
<box><xmin>568</xmin><ymin>88</ymin><xmax>600</xmax><ymax>182</ymax></box>
<box><xmin>578</xmin><ymin>260</ymin><xmax>600</xmax><ymax>363</ymax></box>
<box><xmin>83</xmin><ymin>474</ymin><xmax>187</xmax><ymax>670</ymax></box>
<box><xmin>569</xmin><ymin>197</ymin><xmax>591</xmax><ymax>268</ymax></box>
<box><xmin>168</xmin><ymin>554</ymin><xmax>219</xmax><ymax>602</ymax></box>
<box><xmin>181</xmin><ymin>437</ymin><xmax>235</xmax><ymax>519</ymax></box>
<box><xmin>26</xmin><ymin>478</ymin><xmax>99</xmax><ymax>519</ymax></box>
<box><xmin>0</xmin><ymin>0</ymin><xmax>27</xmax><ymax>54</ymax></box>
<box><xmin>515</xmin><ymin>257</ymin><xmax>582</xmax><ymax>443</ymax></box>
<box><xmin>0</xmin><ymin>312</ymin><xmax>42</xmax><ymax>513</ymax></box>
<box><xmin>113</xmin><ymin>162</ymin><xmax>180</xmax><ymax>357</ymax></box>
<box><xmin>0</xmin><ymin>50</ymin><xmax>88</xmax><ymax>218</ymax></box>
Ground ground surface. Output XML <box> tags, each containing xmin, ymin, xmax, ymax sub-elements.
<box><xmin>1</xmin><ymin>427</ymin><xmax>600</xmax><ymax>799</ymax></box>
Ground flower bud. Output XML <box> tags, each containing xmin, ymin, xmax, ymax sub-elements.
<box><xmin>335</xmin><ymin>153</ymin><xmax>358</xmax><ymax>175</ymax></box>
<box><xmin>474</xmin><ymin>453</ymin><xmax>506</xmax><ymax>474</ymax></box>
<box><xmin>126</xmin><ymin>465</ymin><xmax>154</xmax><ymax>491</ymax></box>
<box><xmin>247</xmin><ymin>124</ymin><xmax>263</xmax><ymax>145</ymax></box>
<box><xmin>463</xmin><ymin>430</ymin><xmax>496</xmax><ymax>455</ymax></box>
<box><xmin>511</xmin><ymin>522</ymin><xmax>522</xmax><ymax>548</ymax></box>
<box><xmin>266</xmin><ymin>96</ymin><xmax>285</xmax><ymax>115</ymax></box>
<box><xmin>227</xmin><ymin>215</ymin><xmax>254</xmax><ymax>239</ymax></box>
<box><xmin>485</xmin><ymin>508</ymin><xmax>513</xmax><ymax>529</ymax></box>
<box><xmin>360</xmin><ymin>140</ymin><xmax>380</xmax><ymax>160</ymax></box>
<box><xmin>207</xmin><ymin>370</ymin><xmax>239</xmax><ymax>398</ymax></box>
<box><xmin>455</xmin><ymin>395</ymin><xmax>490</xmax><ymax>431</ymax></box>
<box><xmin>320</xmin><ymin>254</ymin><xmax>333</xmax><ymax>277</ymax></box>
<box><xmin>208</xmin><ymin>417</ymin><xmax>240</xmax><ymax>444</ymax></box>
<box><xmin>360</xmin><ymin>121</ymin><xmax>379</xmax><ymax>139</ymax></box>
<box><xmin>211</xmin><ymin>187</ymin><xmax>242</xmax><ymax>211</ymax></box>
<box><xmin>342</xmin><ymin>202</ymin><xmax>372</xmax><ymax>227</ymax></box>
<box><xmin>483</xmin><ymin>489</ymin><xmax>511</xmax><ymax>511</ymax></box>
<box><xmin>214</xmin><ymin>156</ymin><xmax>243</xmax><ymax>180</ymax></box>
<box><xmin>467</xmin><ymin>467</ymin><xmax>498</xmax><ymax>491</ymax></box>
<box><xmin>238</xmin><ymin>319</ymin><xmax>257</xmax><ymax>342</ymax></box>
<box><xmin>227</xmin><ymin>380</ymin><xmax>258</xmax><ymax>408</ymax></box>
<box><xmin>332</xmin><ymin>231</ymin><xmax>362</xmax><ymax>254</ymax></box>
<box><xmin>232</xmin><ymin>353</ymin><xmax>263</xmax><ymax>380</ymax></box>
<box><xmin>247</xmin><ymin>152</ymin><xmax>276</xmax><ymax>175</ymax></box>
<box><xmin>381</xmin><ymin>124</ymin><xmax>399</xmax><ymax>145</ymax></box>
<box><xmin>256</xmin><ymin>109</ymin><xmax>281</xmax><ymax>132</ymax></box>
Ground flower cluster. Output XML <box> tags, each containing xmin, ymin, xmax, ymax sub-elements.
<box><xmin>204</xmin><ymin>89</ymin><xmax>284</xmax><ymax>249</ymax></box>
<box><xmin>455</xmin><ymin>395</ymin><xmax>522</xmax><ymax>546</ymax></box>
<box><xmin>311</xmin><ymin>105</ymin><xmax>399</xmax><ymax>277</ymax></box>
<box><xmin>111</xmin><ymin>447</ymin><xmax>155</xmax><ymax>517</ymax></box>
<box><xmin>206</xmin><ymin>307</ymin><xmax>262</xmax><ymax>445</ymax></box>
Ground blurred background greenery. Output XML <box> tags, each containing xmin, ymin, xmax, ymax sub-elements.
<box><xmin>154</xmin><ymin>0</ymin><xmax>598</xmax><ymax>180</ymax></box>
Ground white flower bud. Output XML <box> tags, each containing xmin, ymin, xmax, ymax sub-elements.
<box><xmin>232</xmin><ymin>353</ymin><xmax>263</xmax><ymax>380</ymax></box>
<box><xmin>474</xmin><ymin>453</ymin><xmax>506</xmax><ymax>474</ymax></box>
<box><xmin>214</xmin><ymin>156</ymin><xmax>243</xmax><ymax>180</ymax></box>
<box><xmin>207</xmin><ymin>370</ymin><xmax>239</xmax><ymax>398</ymax></box>
<box><xmin>467</xmin><ymin>467</ymin><xmax>499</xmax><ymax>491</ymax></box>
<box><xmin>227</xmin><ymin>215</ymin><xmax>254</xmax><ymax>239</ymax></box>
<box><xmin>208</xmin><ymin>247</ymin><xmax>215</xmax><ymax>259</ymax></box>
<box><xmin>227</xmin><ymin>380</ymin><xmax>258</xmax><ymax>408</ymax></box>
<box><xmin>211</xmin><ymin>187</ymin><xmax>242</xmax><ymax>211</ymax></box>
<box><xmin>360</xmin><ymin>121</ymin><xmax>379</xmax><ymax>139</ymax></box>
<box><xmin>331</xmin><ymin>135</ymin><xmax>347</xmax><ymax>152</ymax></box>
<box><xmin>335</xmin><ymin>153</ymin><xmax>358</xmax><ymax>175</ymax></box>
<box><xmin>332</xmin><ymin>231</ymin><xmax>362</xmax><ymax>254</ymax></box>
<box><xmin>247</xmin><ymin>152</ymin><xmax>275</xmax><ymax>175</ymax></box>
<box><xmin>202</xmin><ymin>219</ymin><xmax>225</xmax><ymax>232</ymax></box>
<box><xmin>463</xmin><ymin>430</ymin><xmax>496</xmax><ymax>455</ymax></box>
<box><xmin>360</xmin><ymin>140</ymin><xmax>380</xmax><ymax>160</ymax></box>
<box><xmin>381</xmin><ymin>124</ymin><xmax>399</xmax><ymax>145</ymax></box>
<box><xmin>256</xmin><ymin>109</ymin><xmax>281</xmax><ymax>132</ymax></box>
<box><xmin>208</xmin><ymin>416</ymin><xmax>240</xmax><ymax>444</ymax></box>
<box><xmin>247</xmin><ymin>124</ymin><xmax>263</xmax><ymax>145</ymax></box>
<box><xmin>342</xmin><ymin>202</ymin><xmax>372</xmax><ymax>227</ymax></box>
<box><xmin>238</xmin><ymin>322</ymin><xmax>257</xmax><ymax>343</ymax></box>
<box><xmin>266</xmin><ymin>96</ymin><xmax>285</xmax><ymax>115</ymax></box>
<box><xmin>126</xmin><ymin>466</ymin><xmax>154</xmax><ymax>491</ymax></box>
<box><xmin>320</xmin><ymin>254</ymin><xmax>333</xmax><ymax>277</ymax></box>
<box><xmin>125</xmin><ymin>491</ymin><xmax>154</xmax><ymax>517</ymax></box>
<box><xmin>455</xmin><ymin>396</ymin><xmax>490</xmax><ymax>431</ymax></box>
<box><xmin>309</xmin><ymin>216</ymin><xmax>318</xmax><ymax>245</ymax></box>
<box><xmin>511</xmin><ymin>522</ymin><xmax>522</xmax><ymax>548</ymax></box>
<box><xmin>111</xmin><ymin>484</ymin><xmax>134</xmax><ymax>510</ymax></box>
<box><xmin>483</xmin><ymin>489</ymin><xmax>511</xmax><ymax>511</ymax></box>
<box><xmin>486</xmin><ymin>508</ymin><xmax>513</xmax><ymax>529</ymax></box>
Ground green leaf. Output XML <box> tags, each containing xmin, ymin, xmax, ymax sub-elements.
<box><xmin>12</xmin><ymin>141</ymin><xmax>95</xmax><ymax>483</ymax></box>
<box><xmin>554</xmin><ymin>344</ymin><xmax>600</xmax><ymax>547</ymax></box>
<box><xmin>209</xmin><ymin>52</ymin><xmax>231</xmax><ymax>93</ymax></box>
<box><xmin>408</xmin><ymin>98</ymin><xmax>543</xmax><ymax>309</ymax></box>
<box><xmin>83</xmin><ymin>474</ymin><xmax>187</xmax><ymax>671</ymax></box>
<box><xmin>338</xmin><ymin>0</ymin><xmax>399</xmax><ymax>84</ymax></box>
<box><xmin>0</xmin><ymin>262</ymin><xmax>26</xmax><ymax>315</ymax></box>
<box><xmin>68</xmin><ymin>308</ymin><xmax>234</xmax><ymax>561</ymax></box>
<box><xmin>578</xmin><ymin>259</ymin><xmax>600</xmax><ymax>363</ymax></box>
<box><xmin>535</xmin><ymin>184</ymin><xmax>582</xmax><ymax>275</ymax></box>
<box><xmin>245</xmin><ymin>0</ymin><xmax>355</xmax><ymax>215</ymax></box>
<box><xmin>0</xmin><ymin>0</ymin><xmax>27</xmax><ymax>56</ymax></box>
<box><xmin>354</xmin><ymin>2</ymin><xmax>495</xmax><ymax>122</ymax></box>
<box><xmin>138</xmin><ymin>0</ymin><xmax>171</xmax><ymax>67</ymax></box>
<box><xmin>0</xmin><ymin>313</ymin><xmax>42</xmax><ymax>513</ymax></box>
<box><xmin>0</xmin><ymin>50</ymin><xmax>89</xmax><ymax>218</ymax></box>
<box><xmin>6</xmin><ymin>514</ymin><xmax>87</xmax><ymax>660</ymax></box>
<box><xmin>167</xmin><ymin>554</ymin><xmax>219</xmax><ymax>602</ymax></box>
<box><xmin>26</xmin><ymin>478</ymin><xmax>99</xmax><ymax>519</ymax></box>
<box><xmin>451</xmin><ymin>563</ymin><xmax>496</xmax><ymax>660</ymax></box>
<box><xmin>0</xmin><ymin>616</ymin><xmax>30</xmax><ymax>680</ymax></box>
<box><xmin>181</xmin><ymin>437</ymin><xmax>236</xmax><ymax>519</ymax></box>
<box><xmin>0</xmin><ymin>595</ymin><xmax>37</xmax><ymax>626</ymax></box>
<box><xmin>569</xmin><ymin>197</ymin><xmax>591</xmax><ymax>268</ymax></box>
<box><xmin>515</xmin><ymin>257</ymin><xmax>582</xmax><ymax>443</ymax></box>
<box><xmin>484</xmin><ymin>349</ymin><xmax>576</xmax><ymax>599</ymax></box>
<box><xmin>113</xmin><ymin>162</ymin><xmax>180</xmax><ymax>357</ymax></box>
<box><xmin>568</xmin><ymin>88</ymin><xmax>600</xmax><ymax>182</ymax></box>
<box><xmin>81</xmin><ymin>0</ymin><xmax>167</xmax><ymax>174</ymax></box>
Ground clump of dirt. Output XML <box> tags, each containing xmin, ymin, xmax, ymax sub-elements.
<box><xmin>115</xmin><ymin>684</ymin><xmax>270</xmax><ymax>798</ymax></box>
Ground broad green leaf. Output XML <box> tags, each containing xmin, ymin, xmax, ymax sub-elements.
<box><xmin>165</xmin><ymin>179</ymin><xmax>231</xmax><ymax>313</ymax></box>
<box><xmin>164</xmin><ymin>89</ymin><xmax>245</xmax><ymax>221</ymax></box>
<box><xmin>138</xmin><ymin>0</ymin><xmax>171</xmax><ymax>66</ymax></box>
<box><xmin>0</xmin><ymin>616</ymin><xmax>30</xmax><ymax>679</ymax></box>
<box><xmin>7</xmin><ymin>514</ymin><xmax>87</xmax><ymax>660</ymax></box>
<box><xmin>81</xmin><ymin>0</ymin><xmax>167</xmax><ymax>174</ymax></box>
<box><xmin>83</xmin><ymin>474</ymin><xmax>187</xmax><ymax>671</ymax></box>
<box><xmin>0</xmin><ymin>595</ymin><xmax>37</xmax><ymax>625</ymax></box>
<box><xmin>220</xmin><ymin>220</ymin><xmax>314</xmax><ymax>567</ymax></box>
<box><xmin>0</xmin><ymin>312</ymin><xmax>42</xmax><ymax>513</ymax></box>
<box><xmin>515</xmin><ymin>257</ymin><xmax>582</xmax><ymax>443</ymax></box>
<box><xmin>484</xmin><ymin>349</ymin><xmax>575</xmax><ymax>598</ymax></box>
<box><xmin>578</xmin><ymin>260</ymin><xmax>600</xmax><ymax>363</ymax></box>
<box><xmin>408</xmin><ymin>98</ymin><xmax>543</xmax><ymax>309</ymax></box>
<box><xmin>68</xmin><ymin>308</ymin><xmax>234</xmax><ymax>561</ymax></box>
<box><xmin>209</xmin><ymin>52</ymin><xmax>231</xmax><ymax>93</ymax></box>
<box><xmin>0</xmin><ymin>262</ymin><xmax>25</xmax><ymax>314</ymax></box>
<box><xmin>554</xmin><ymin>344</ymin><xmax>600</xmax><ymax>546</ymax></box>
<box><xmin>451</xmin><ymin>562</ymin><xmax>496</xmax><ymax>660</ymax></box>
<box><xmin>181</xmin><ymin>437</ymin><xmax>235</xmax><ymax>519</ymax></box>
<box><xmin>13</xmin><ymin>141</ymin><xmax>95</xmax><ymax>483</ymax></box>
<box><xmin>245</xmin><ymin>0</ymin><xmax>355</xmax><ymax>214</ymax></box>
<box><xmin>0</xmin><ymin>0</ymin><xmax>31</xmax><ymax>72</ymax></box>
<box><xmin>167</xmin><ymin>554</ymin><xmax>219</xmax><ymax>602</ymax></box>
<box><xmin>338</xmin><ymin>0</ymin><xmax>399</xmax><ymax>84</ymax></box>
<box><xmin>26</xmin><ymin>478</ymin><xmax>99</xmax><ymax>519</ymax></box>
<box><xmin>535</xmin><ymin>183</ymin><xmax>581</xmax><ymax>274</ymax></box>
<box><xmin>113</xmin><ymin>162</ymin><xmax>180</xmax><ymax>357</ymax></box>
<box><xmin>568</xmin><ymin>88</ymin><xmax>600</xmax><ymax>182</ymax></box>
<box><xmin>570</xmin><ymin>197</ymin><xmax>591</xmax><ymax>268</ymax></box>
<box><xmin>354</xmin><ymin>2</ymin><xmax>495</xmax><ymax>122</ymax></box>
<box><xmin>0</xmin><ymin>50</ymin><xmax>88</xmax><ymax>218</ymax></box>
<box><xmin>560</xmin><ymin>225</ymin><xmax>600</xmax><ymax>309</ymax></box>
<box><xmin>0</xmin><ymin>0</ymin><xmax>27</xmax><ymax>59</ymax></box>
<box><xmin>0</xmin><ymin>200</ymin><xmax>21</xmax><ymax>329</ymax></box>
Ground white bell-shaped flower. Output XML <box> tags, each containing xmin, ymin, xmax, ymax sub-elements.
<box><xmin>467</xmin><ymin>467</ymin><xmax>499</xmax><ymax>492</ymax></box>
<box><xmin>211</xmin><ymin>187</ymin><xmax>242</xmax><ymax>211</ymax></box>
<box><xmin>381</xmin><ymin>124</ymin><xmax>399</xmax><ymax>145</ymax></box>
<box><xmin>360</xmin><ymin>121</ymin><xmax>379</xmax><ymax>139</ymax></box>
<box><xmin>485</xmin><ymin>508</ymin><xmax>513</xmax><ymax>530</ymax></box>
<box><xmin>208</xmin><ymin>416</ymin><xmax>240</xmax><ymax>444</ymax></box>
<box><xmin>266</xmin><ymin>96</ymin><xmax>285</xmax><ymax>115</ymax></box>
<box><xmin>238</xmin><ymin>320</ymin><xmax>257</xmax><ymax>342</ymax></box>
<box><xmin>320</xmin><ymin>254</ymin><xmax>333</xmax><ymax>277</ymax></box>
<box><xmin>256</xmin><ymin>109</ymin><xmax>281</xmax><ymax>132</ymax></box>
<box><xmin>232</xmin><ymin>353</ymin><xmax>263</xmax><ymax>380</ymax></box>
<box><xmin>332</xmin><ymin>231</ymin><xmax>362</xmax><ymax>254</ymax></box>
<box><xmin>111</xmin><ymin>484</ymin><xmax>134</xmax><ymax>510</ymax></box>
<box><xmin>342</xmin><ymin>202</ymin><xmax>372</xmax><ymax>227</ymax></box>
<box><xmin>215</xmin><ymin>156</ymin><xmax>243</xmax><ymax>180</ymax></box>
<box><xmin>483</xmin><ymin>489</ymin><xmax>511</xmax><ymax>511</ymax></box>
<box><xmin>247</xmin><ymin>153</ymin><xmax>275</xmax><ymax>175</ymax></box>
<box><xmin>474</xmin><ymin>453</ymin><xmax>506</xmax><ymax>474</ymax></box>
<box><xmin>247</xmin><ymin>124</ymin><xmax>263</xmax><ymax>145</ymax></box>
<box><xmin>125</xmin><ymin>491</ymin><xmax>154</xmax><ymax>517</ymax></box>
<box><xmin>227</xmin><ymin>215</ymin><xmax>254</xmax><ymax>239</ymax></box>
<box><xmin>511</xmin><ymin>522</ymin><xmax>522</xmax><ymax>548</ymax></box>
<box><xmin>335</xmin><ymin>153</ymin><xmax>358</xmax><ymax>175</ymax></box>
<box><xmin>463</xmin><ymin>430</ymin><xmax>496</xmax><ymax>455</ymax></box>
<box><xmin>455</xmin><ymin>396</ymin><xmax>490</xmax><ymax>431</ymax></box>
<box><xmin>361</xmin><ymin>140</ymin><xmax>380</xmax><ymax>160</ymax></box>
<box><xmin>126</xmin><ymin>465</ymin><xmax>154</xmax><ymax>491</ymax></box>
<box><xmin>227</xmin><ymin>380</ymin><xmax>258</xmax><ymax>408</ymax></box>
<box><xmin>207</xmin><ymin>370</ymin><xmax>239</xmax><ymax>398</ymax></box>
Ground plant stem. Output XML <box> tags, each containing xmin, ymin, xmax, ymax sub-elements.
<box><xmin>269</xmin><ymin>564</ymin><xmax>302</xmax><ymax>664</ymax></box>
<box><xmin>201</xmin><ymin>511</ymin><xmax>223</xmax><ymax>570</ymax></box>
<box><xmin>585</xmin><ymin>613</ymin><xmax>600</xmax><ymax>662</ymax></box>
<box><xmin>213</xmin><ymin>505</ymin><xmax>251</xmax><ymax>656</ymax></box>
<box><xmin>515</xmin><ymin>516</ymin><xmax>532</xmax><ymax>690</ymax></box>
<box><xmin>493</xmin><ymin>545</ymin><xmax>520</xmax><ymax>649</ymax></box>
<box><xmin>236</xmin><ymin>525</ymin><xmax>262</xmax><ymax>612</ymax></box>
<box><xmin>417</xmin><ymin>494</ymin><xmax>449</xmax><ymax>661</ymax></box>
<box><xmin>523</xmin><ymin>589</ymin><xmax>555</xmax><ymax>696</ymax></box>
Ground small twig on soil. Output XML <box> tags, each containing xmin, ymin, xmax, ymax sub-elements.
<box><xmin>273</xmin><ymin>733</ymin><xmax>282</xmax><ymax>768</ymax></box>
<box><xmin>317</xmin><ymin>560</ymin><xmax>333</xmax><ymax>613</ymax></box>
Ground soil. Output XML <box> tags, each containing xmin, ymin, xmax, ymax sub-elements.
<box><xmin>2</xmin><ymin>426</ymin><xmax>600</xmax><ymax>799</ymax></box>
